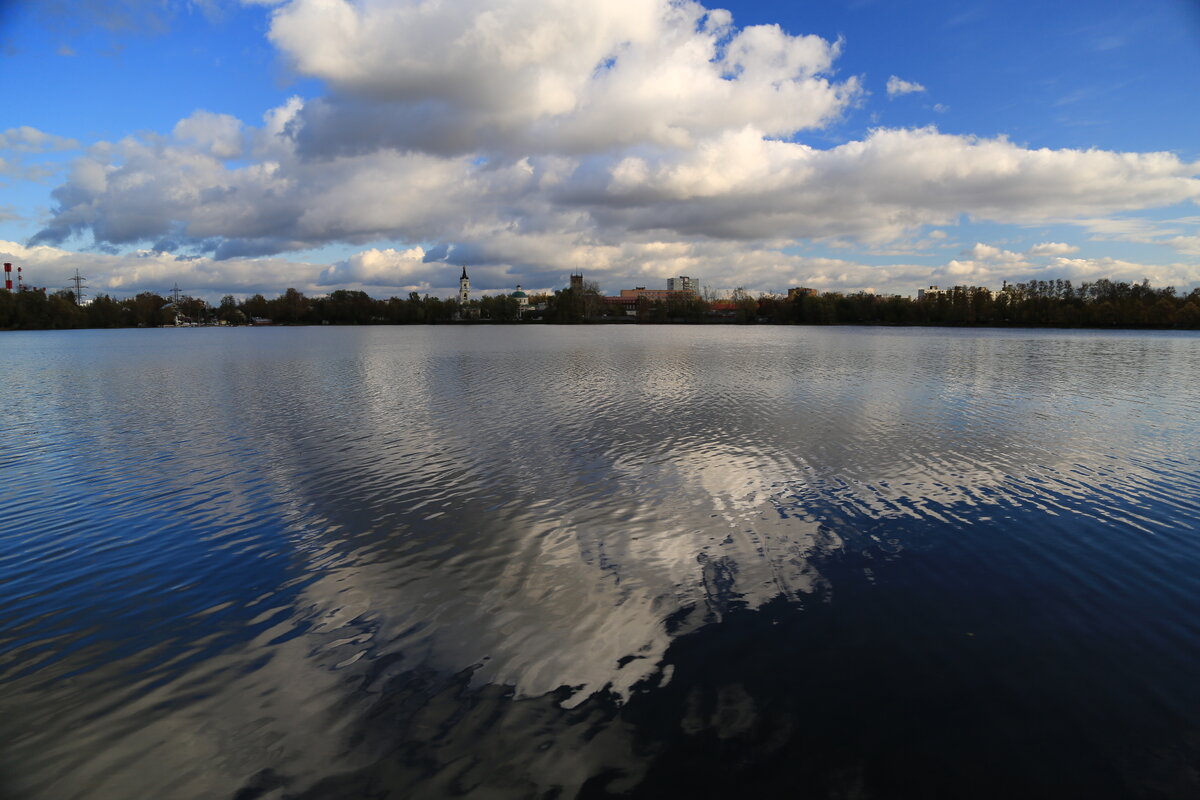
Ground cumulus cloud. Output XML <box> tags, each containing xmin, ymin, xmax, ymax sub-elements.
<box><xmin>34</xmin><ymin>112</ymin><xmax>1200</xmax><ymax>262</ymax></box>
<box><xmin>273</xmin><ymin>0</ymin><xmax>858</xmax><ymax>158</ymax></box>
<box><xmin>936</xmin><ymin>241</ymin><xmax>1146</xmax><ymax>284</ymax></box>
<box><xmin>1028</xmin><ymin>242</ymin><xmax>1080</xmax><ymax>256</ymax></box>
<box><xmin>1032</xmin><ymin>256</ymin><xmax>1194</xmax><ymax>287</ymax></box>
<box><xmin>1</xmin><ymin>234</ymin><xmax>902</xmax><ymax>298</ymax></box>
<box><xmin>319</xmin><ymin>246</ymin><xmax>429</xmax><ymax>286</ymax></box>
<box><xmin>963</xmin><ymin>243</ymin><xmax>1028</xmax><ymax>264</ymax></box>
<box><xmin>886</xmin><ymin>75</ymin><xmax>926</xmax><ymax>97</ymax></box>
<box><xmin>0</xmin><ymin>239</ymin><xmax>326</xmax><ymax>296</ymax></box>
<box><xmin>594</xmin><ymin>127</ymin><xmax>1200</xmax><ymax>242</ymax></box>
<box><xmin>942</xmin><ymin>243</ymin><xmax>1028</xmax><ymax>280</ymax></box>
<box><xmin>921</xmin><ymin>245</ymin><xmax>1199</xmax><ymax>293</ymax></box>
<box><xmin>173</xmin><ymin>111</ymin><xmax>245</xmax><ymax>160</ymax></box>
<box><xmin>7</xmin><ymin>234</ymin><xmax>1196</xmax><ymax>303</ymax></box>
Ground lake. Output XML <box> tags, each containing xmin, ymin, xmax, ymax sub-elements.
<box><xmin>1</xmin><ymin>325</ymin><xmax>1199</xmax><ymax>799</ymax></box>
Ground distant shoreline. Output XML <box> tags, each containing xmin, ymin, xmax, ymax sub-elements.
<box><xmin>5</xmin><ymin>320</ymin><xmax>1199</xmax><ymax>334</ymax></box>
<box><xmin>3</xmin><ymin>279</ymin><xmax>1198</xmax><ymax>331</ymax></box>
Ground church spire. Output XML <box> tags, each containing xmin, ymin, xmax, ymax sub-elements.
<box><xmin>460</xmin><ymin>265</ymin><xmax>468</xmax><ymax>280</ymax></box>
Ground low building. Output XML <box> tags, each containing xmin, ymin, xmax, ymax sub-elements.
<box><xmin>618</xmin><ymin>287</ymin><xmax>695</xmax><ymax>302</ymax></box>
<box><xmin>602</xmin><ymin>295</ymin><xmax>639</xmax><ymax>315</ymax></box>
<box><xmin>603</xmin><ymin>277</ymin><xmax>701</xmax><ymax>315</ymax></box>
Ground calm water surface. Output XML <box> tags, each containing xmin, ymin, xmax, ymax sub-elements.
<box><xmin>1</xmin><ymin>325</ymin><xmax>1199</xmax><ymax>799</ymax></box>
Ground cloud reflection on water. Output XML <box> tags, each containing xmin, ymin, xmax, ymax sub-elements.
<box><xmin>1</xmin><ymin>326</ymin><xmax>1198</xmax><ymax>798</ymax></box>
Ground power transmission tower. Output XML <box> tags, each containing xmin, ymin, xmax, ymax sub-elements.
<box><xmin>67</xmin><ymin>269</ymin><xmax>88</xmax><ymax>305</ymax></box>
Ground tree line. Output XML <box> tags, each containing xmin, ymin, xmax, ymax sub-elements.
<box><xmin>756</xmin><ymin>280</ymin><xmax>1200</xmax><ymax>328</ymax></box>
<box><xmin>1</xmin><ymin>278</ymin><xmax>1198</xmax><ymax>330</ymax></box>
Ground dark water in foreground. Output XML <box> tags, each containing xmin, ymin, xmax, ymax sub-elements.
<box><xmin>1</xmin><ymin>325</ymin><xmax>1199</xmax><ymax>799</ymax></box>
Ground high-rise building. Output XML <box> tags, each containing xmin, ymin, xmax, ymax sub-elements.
<box><xmin>666</xmin><ymin>276</ymin><xmax>698</xmax><ymax>294</ymax></box>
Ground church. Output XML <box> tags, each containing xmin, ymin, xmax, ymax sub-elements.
<box><xmin>455</xmin><ymin>265</ymin><xmax>480</xmax><ymax>319</ymax></box>
<box><xmin>454</xmin><ymin>264</ymin><xmax>529</xmax><ymax>319</ymax></box>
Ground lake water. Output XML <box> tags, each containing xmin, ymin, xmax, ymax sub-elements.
<box><xmin>1</xmin><ymin>325</ymin><xmax>1199</xmax><ymax>799</ymax></box>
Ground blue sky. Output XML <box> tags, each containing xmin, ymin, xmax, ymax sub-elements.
<box><xmin>1</xmin><ymin>0</ymin><xmax>1198</xmax><ymax>299</ymax></box>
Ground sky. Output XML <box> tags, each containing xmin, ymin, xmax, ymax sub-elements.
<box><xmin>1</xmin><ymin>0</ymin><xmax>1199</xmax><ymax>301</ymax></box>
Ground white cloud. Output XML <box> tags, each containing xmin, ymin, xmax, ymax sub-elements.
<box><xmin>0</xmin><ymin>126</ymin><xmax>80</xmax><ymax>153</ymax></box>
<box><xmin>943</xmin><ymin>243</ymin><xmax>1030</xmax><ymax>280</ymax></box>
<box><xmin>0</xmin><ymin>239</ymin><xmax>326</xmax><ymax>296</ymax></box>
<box><xmin>173</xmin><ymin>111</ymin><xmax>245</xmax><ymax>160</ymax></box>
<box><xmin>1037</xmin><ymin>256</ymin><xmax>1195</xmax><ymax>288</ymax></box>
<box><xmin>963</xmin><ymin>243</ymin><xmax>1028</xmax><ymax>263</ymax></box>
<box><xmin>0</xmin><ymin>126</ymin><xmax>80</xmax><ymax>184</ymax></box>
<box><xmin>32</xmin><ymin>109</ymin><xmax>1200</xmax><ymax>281</ymax></box>
<box><xmin>270</xmin><ymin>0</ymin><xmax>858</xmax><ymax>157</ymax></box>
<box><xmin>8</xmin><ymin>232</ymin><xmax>1197</xmax><ymax>303</ymax></box>
<box><xmin>886</xmin><ymin>75</ymin><xmax>926</xmax><ymax>97</ymax></box>
<box><xmin>318</xmin><ymin>246</ymin><xmax>429</xmax><ymax>286</ymax></box>
<box><xmin>1053</xmin><ymin>216</ymin><xmax>1200</xmax><ymax>271</ymax></box>
<box><xmin>1028</xmin><ymin>241</ymin><xmax>1080</xmax><ymax>256</ymax></box>
<box><xmin>593</xmin><ymin>127</ymin><xmax>1200</xmax><ymax>242</ymax></box>
<box><xmin>1166</xmin><ymin>235</ymin><xmax>1200</xmax><ymax>255</ymax></box>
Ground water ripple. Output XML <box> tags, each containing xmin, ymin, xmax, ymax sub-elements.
<box><xmin>1</xmin><ymin>326</ymin><xmax>1198</xmax><ymax>798</ymax></box>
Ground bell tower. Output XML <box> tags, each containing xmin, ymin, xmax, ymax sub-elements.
<box><xmin>459</xmin><ymin>265</ymin><xmax>470</xmax><ymax>306</ymax></box>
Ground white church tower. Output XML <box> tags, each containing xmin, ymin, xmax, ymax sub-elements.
<box><xmin>458</xmin><ymin>265</ymin><xmax>470</xmax><ymax>306</ymax></box>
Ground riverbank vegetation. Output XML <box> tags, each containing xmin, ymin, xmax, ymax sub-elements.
<box><xmin>2</xmin><ymin>279</ymin><xmax>1198</xmax><ymax>330</ymax></box>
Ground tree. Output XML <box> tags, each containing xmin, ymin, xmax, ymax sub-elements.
<box><xmin>0</xmin><ymin>289</ymin><xmax>16</xmax><ymax>328</ymax></box>
<box><xmin>322</xmin><ymin>290</ymin><xmax>376</xmax><ymax>324</ymax></box>
<box><xmin>634</xmin><ymin>296</ymin><xmax>653</xmax><ymax>321</ymax></box>
<box><xmin>1176</xmin><ymin>301</ymin><xmax>1200</xmax><ymax>329</ymax></box>
<box><xmin>218</xmin><ymin>295</ymin><xmax>245</xmax><ymax>324</ymax></box>
<box><xmin>241</xmin><ymin>293</ymin><xmax>270</xmax><ymax>320</ymax></box>
<box><xmin>269</xmin><ymin>287</ymin><xmax>310</xmax><ymax>323</ymax></box>
<box><xmin>178</xmin><ymin>296</ymin><xmax>209</xmax><ymax>323</ymax></box>
<box><xmin>86</xmin><ymin>295</ymin><xmax>126</xmax><ymax>328</ymax></box>
<box><xmin>123</xmin><ymin>292</ymin><xmax>171</xmax><ymax>326</ymax></box>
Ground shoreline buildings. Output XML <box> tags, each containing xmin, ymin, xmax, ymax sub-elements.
<box><xmin>918</xmin><ymin>283</ymin><xmax>1006</xmax><ymax>301</ymax></box>
<box><xmin>601</xmin><ymin>276</ymin><xmax>700</xmax><ymax>315</ymax></box>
